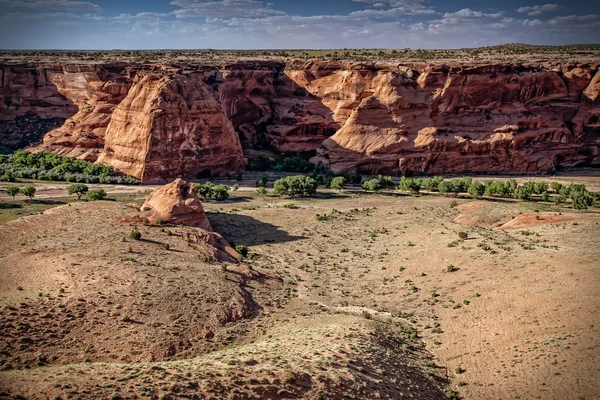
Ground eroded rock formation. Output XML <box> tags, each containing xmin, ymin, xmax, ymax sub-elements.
<box><xmin>1</xmin><ymin>60</ymin><xmax>598</xmax><ymax>180</ymax></box>
<box><xmin>137</xmin><ymin>178</ymin><xmax>239</xmax><ymax>263</ymax></box>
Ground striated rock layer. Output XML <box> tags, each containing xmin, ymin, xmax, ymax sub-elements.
<box><xmin>1</xmin><ymin>60</ymin><xmax>599</xmax><ymax>180</ymax></box>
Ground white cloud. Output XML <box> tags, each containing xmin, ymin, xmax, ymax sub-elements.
<box><xmin>1</xmin><ymin>1</ymin><xmax>599</xmax><ymax>50</ymax></box>
<box><xmin>351</xmin><ymin>0</ymin><xmax>436</xmax><ymax>17</ymax></box>
<box><xmin>0</xmin><ymin>0</ymin><xmax>100</xmax><ymax>12</ymax></box>
<box><xmin>516</xmin><ymin>4</ymin><xmax>559</xmax><ymax>16</ymax></box>
<box><xmin>170</xmin><ymin>0</ymin><xmax>285</xmax><ymax>19</ymax></box>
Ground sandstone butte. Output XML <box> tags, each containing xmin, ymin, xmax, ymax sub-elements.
<box><xmin>0</xmin><ymin>60</ymin><xmax>598</xmax><ymax>182</ymax></box>
<box><xmin>135</xmin><ymin>178</ymin><xmax>239</xmax><ymax>263</ymax></box>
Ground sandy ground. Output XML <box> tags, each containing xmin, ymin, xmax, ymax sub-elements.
<box><xmin>0</xmin><ymin>175</ymin><xmax>599</xmax><ymax>399</ymax></box>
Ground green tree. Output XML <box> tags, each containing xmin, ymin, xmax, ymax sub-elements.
<box><xmin>6</xmin><ymin>186</ymin><xmax>20</xmax><ymax>200</ymax></box>
<box><xmin>21</xmin><ymin>185</ymin><xmax>36</xmax><ymax>200</ymax></box>
<box><xmin>541</xmin><ymin>191</ymin><xmax>550</xmax><ymax>202</ymax></box>
<box><xmin>376</xmin><ymin>175</ymin><xmax>395</xmax><ymax>188</ymax></box>
<box><xmin>68</xmin><ymin>183</ymin><xmax>89</xmax><ymax>200</ymax></box>
<box><xmin>569</xmin><ymin>184</ymin><xmax>593</xmax><ymax>210</ymax></box>
<box><xmin>398</xmin><ymin>176</ymin><xmax>421</xmax><ymax>193</ymax></box>
<box><xmin>330</xmin><ymin>176</ymin><xmax>347</xmax><ymax>191</ymax></box>
<box><xmin>550</xmin><ymin>182</ymin><xmax>563</xmax><ymax>193</ymax></box>
<box><xmin>467</xmin><ymin>182</ymin><xmax>485</xmax><ymax>199</ymax></box>
<box><xmin>194</xmin><ymin>182</ymin><xmax>214</xmax><ymax>198</ymax></box>
<box><xmin>87</xmin><ymin>188</ymin><xmax>107</xmax><ymax>201</ymax></box>
<box><xmin>362</xmin><ymin>178</ymin><xmax>381</xmax><ymax>192</ymax></box>
<box><xmin>211</xmin><ymin>184</ymin><xmax>230</xmax><ymax>201</ymax></box>
<box><xmin>273</xmin><ymin>175</ymin><xmax>318</xmax><ymax>197</ymax></box>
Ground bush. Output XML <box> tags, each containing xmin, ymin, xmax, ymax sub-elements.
<box><xmin>514</xmin><ymin>184</ymin><xmax>533</xmax><ymax>201</ymax></box>
<box><xmin>68</xmin><ymin>183</ymin><xmax>89</xmax><ymax>200</ymax></box>
<box><xmin>330</xmin><ymin>176</ymin><xmax>347</xmax><ymax>191</ymax></box>
<box><xmin>362</xmin><ymin>178</ymin><xmax>381</xmax><ymax>192</ymax></box>
<box><xmin>232</xmin><ymin>183</ymin><xmax>240</xmax><ymax>191</ymax></box>
<box><xmin>551</xmin><ymin>182</ymin><xmax>563</xmax><ymax>193</ymax></box>
<box><xmin>344</xmin><ymin>173</ymin><xmax>363</xmax><ymax>185</ymax></box>
<box><xmin>398</xmin><ymin>176</ymin><xmax>421</xmax><ymax>193</ymax></box>
<box><xmin>6</xmin><ymin>186</ymin><xmax>20</xmax><ymax>200</ymax></box>
<box><xmin>467</xmin><ymin>182</ymin><xmax>485</xmax><ymax>199</ymax></box>
<box><xmin>541</xmin><ymin>191</ymin><xmax>550</xmax><ymax>202</ymax></box>
<box><xmin>211</xmin><ymin>184</ymin><xmax>230</xmax><ymax>201</ymax></box>
<box><xmin>458</xmin><ymin>231</ymin><xmax>468</xmax><ymax>240</ymax></box>
<box><xmin>87</xmin><ymin>188</ymin><xmax>107</xmax><ymax>201</ymax></box>
<box><xmin>130</xmin><ymin>230</ymin><xmax>141</xmax><ymax>240</ymax></box>
<box><xmin>256</xmin><ymin>175</ymin><xmax>269</xmax><ymax>188</ymax></box>
<box><xmin>235</xmin><ymin>245</ymin><xmax>249</xmax><ymax>257</ymax></box>
<box><xmin>194</xmin><ymin>183</ymin><xmax>230</xmax><ymax>201</ymax></box>
<box><xmin>194</xmin><ymin>182</ymin><xmax>214</xmax><ymax>198</ymax></box>
<box><xmin>569</xmin><ymin>184</ymin><xmax>594</xmax><ymax>210</ymax></box>
<box><xmin>273</xmin><ymin>175</ymin><xmax>318</xmax><ymax>197</ymax></box>
<box><xmin>377</xmin><ymin>175</ymin><xmax>395</xmax><ymax>188</ymax></box>
<box><xmin>21</xmin><ymin>185</ymin><xmax>36</xmax><ymax>199</ymax></box>
<box><xmin>256</xmin><ymin>187</ymin><xmax>267</xmax><ymax>196</ymax></box>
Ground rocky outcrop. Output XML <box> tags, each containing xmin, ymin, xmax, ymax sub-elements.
<box><xmin>96</xmin><ymin>71</ymin><xmax>244</xmax><ymax>182</ymax></box>
<box><xmin>1</xmin><ymin>60</ymin><xmax>598</xmax><ymax>179</ymax></box>
<box><xmin>138</xmin><ymin>178</ymin><xmax>239</xmax><ymax>262</ymax></box>
<box><xmin>141</xmin><ymin>178</ymin><xmax>212</xmax><ymax>229</ymax></box>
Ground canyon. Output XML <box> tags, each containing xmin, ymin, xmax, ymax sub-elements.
<box><xmin>1</xmin><ymin>60</ymin><xmax>599</xmax><ymax>182</ymax></box>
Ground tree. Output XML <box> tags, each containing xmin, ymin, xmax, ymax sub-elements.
<box><xmin>362</xmin><ymin>178</ymin><xmax>381</xmax><ymax>192</ymax></box>
<box><xmin>273</xmin><ymin>175</ymin><xmax>318</xmax><ymax>197</ymax></box>
<box><xmin>21</xmin><ymin>185</ymin><xmax>36</xmax><ymax>200</ymax></box>
<box><xmin>569</xmin><ymin>184</ymin><xmax>593</xmax><ymax>210</ymax></box>
<box><xmin>3</xmin><ymin>171</ymin><xmax>15</xmax><ymax>182</ymax></box>
<box><xmin>256</xmin><ymin>175</ymin><xmax>269</xmax><ymax>188</ymax></box>
<box><xmin>376</xmin><ymin>175</ymin><xmax>395</xmax><ymax>189</ymax></box>
<box><xmin>330</xmin><ymin>176</ymin><xmax>347</xmax><ymax>191</ymax></box>
<box><xmin>87</xmin><ymin>188</ymin><xmax>107</xmax><ymax>201</ymax></box>
<box><xmin>194</xmin><ymin>182</ymin><xmax>214</xmax><ymax>198</ymax></box>
<box><xmin>211</xmin><ymin>184</ymin><xmax>230</xmax><ymax>201</ymax></box>
<box><xmin>550</xmin><ymin>182</ymin><xmax>563</xmax><ymax>193</ymax></box>
<box><xmin>398</xmin><ymin>176</ymin><xmax>421</xmax><ymax>193</ymax></box>
<box><xmin>68</xmin><ymin>183</ymin><xmax>89</xmax><ymax>200</ymax></box>
<box><xmin>467</xmin><ymin>182</ymin><xmax>485</xmax><ymax>199</ymax></box>
<box><xmin>514</xmin><ymin>185</ymin><xmax>533</xmax><ymax>201</ymax></box>
<box><xmin>6</xmin><ymin>186</ymin><xmax>20</xmax><ymax>200</ymax></box>
<box><xmin>438</xmin><ymin>180</ymin><xmax>450</xmax><ymax>195</ymax></box>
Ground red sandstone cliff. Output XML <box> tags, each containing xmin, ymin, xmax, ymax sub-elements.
<box><xmin>0</xmin><ymin>60</ymin><xmax>598</xmax><ymax>181</ymax></box>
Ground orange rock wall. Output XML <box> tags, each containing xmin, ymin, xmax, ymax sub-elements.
<box><xmin>1</xmin><ymin>61</ymin><xmax>598</xmax><ymax>181</ymax></box>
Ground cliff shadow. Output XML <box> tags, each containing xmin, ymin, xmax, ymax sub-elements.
<box><xmin>0</xmin><ymin>65</ymin><xmax>79</xmax><ymax>151</ymax></box>
<box><xmin>206</xmin><ymin>211</ymin><xmax>304</xmax><ymax>246</ymax></box>
<box><xmin>241</xmin><ymin>72</ymin><xmax>342</xmax><ymax>151</ymax></box>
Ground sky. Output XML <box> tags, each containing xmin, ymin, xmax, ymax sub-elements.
<box><xmin>0</xmin><ymin>0</ymin><xmax>599</xmax><ymax>49</ymax></box>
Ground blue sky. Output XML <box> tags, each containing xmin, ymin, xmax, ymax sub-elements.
<box><xmin>0</xmin><ymin>0</ymin><xmax>598</xmax><ymax>49</ymax></box>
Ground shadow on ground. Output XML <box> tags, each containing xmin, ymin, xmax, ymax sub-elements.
<box><xmin>207</xmin><ymin>212</ymin><xmax>304</xmax><ymax>246</ymax></box>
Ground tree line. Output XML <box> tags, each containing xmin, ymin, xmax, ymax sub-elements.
<box><xmin>0</xmin><ymin>150</ymin><xmax>140</xmax><ymax>185</ymax></box>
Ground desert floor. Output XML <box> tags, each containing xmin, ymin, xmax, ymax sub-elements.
<box><xmin>0</xmin><ymin>174</ymin><xmax>599</xmax><ymax>399</ymax></box>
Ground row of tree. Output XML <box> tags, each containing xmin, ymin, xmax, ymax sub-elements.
<box><xmin>0</xmin><ymin>150</ymin><xmax>140</xmax><ymax>185</ymax></box>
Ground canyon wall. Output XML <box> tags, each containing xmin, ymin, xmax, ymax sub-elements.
<box><xmin>1</xmin><ymin>60</ymin><xmax>598</xmax><ymax>181</ymax></box>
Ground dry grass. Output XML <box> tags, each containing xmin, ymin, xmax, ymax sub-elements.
<box><xmin>1</xmin><ymin>176</ymin><xmax>599</xmax><ymax>399</ymax></box>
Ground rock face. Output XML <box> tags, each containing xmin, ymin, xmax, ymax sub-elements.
<box><xmin>96</xmin><ymin>71</ymin><xmax>244</xmax><ymax>182</ymax></box>
<box><xmin>303</xmin><ymin>62</ymin><xmax>600</xmax><ymax>175</ymax></box>
<box><xmin>139</xmin><ymin>178</ymin><xmax>239</xmax><ymax>262</ymax></box>
<box><xmin>1</xmin><ymin>60</ymin><xmax>599</xmax><ymax>179</ymax></box>
<box><xmin>141</xmin><ymin>178</ymin><xmax>212</xmax><ymax>229</ymax></box>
